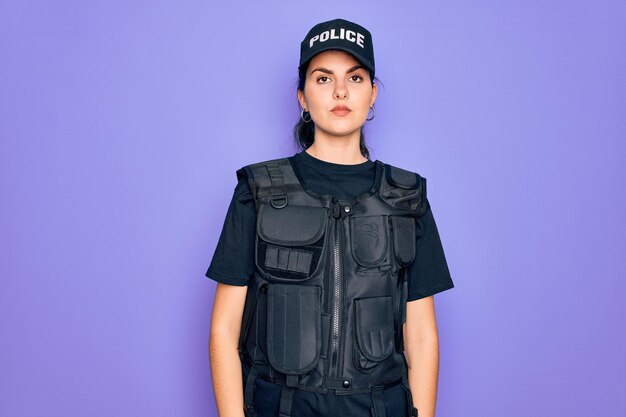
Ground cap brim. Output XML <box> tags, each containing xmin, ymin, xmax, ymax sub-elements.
<box><xmin>298</xmin><ymin>46</ymin><xmax>375</xmax><ymax>76</ymax></box>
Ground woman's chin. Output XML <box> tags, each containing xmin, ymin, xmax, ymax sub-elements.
<box><xmin>317</xmin><ymin>122</ymin><xmax>363</xmax><ymax>138</ymax></box>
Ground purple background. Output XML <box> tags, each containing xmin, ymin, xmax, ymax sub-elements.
<box><xmin>1</xmin><ymin>1</ymin><xmax>624</xmax><ymax>416</ymax></box>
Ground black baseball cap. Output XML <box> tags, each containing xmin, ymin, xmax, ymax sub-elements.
<box><xmin>298</xmin><ymin>18</ymin><xmax>375</xmax><ymax>79</ymax></box>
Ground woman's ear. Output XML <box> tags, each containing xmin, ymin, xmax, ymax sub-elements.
<box><xmin>297</xmin><ymin>89</ymin><xmax>307</xmax><ymax>110</ymax></box>
<box><xmin>370</xmin><ymin>83</ymin><xmax>378</xmax><ymax>107</ymax></box>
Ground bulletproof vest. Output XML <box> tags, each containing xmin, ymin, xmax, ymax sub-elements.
<box><xmin>235</xmin><ymin>157</ymin><xmax>427</xmax><ymax>417</ymax></box>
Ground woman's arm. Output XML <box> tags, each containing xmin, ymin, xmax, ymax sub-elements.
<box><xmin>404</xmin><ymin>295</ymin><xmax>440</xmax><ymax>417</ymax></box>
<box><xmin>209</xmin><ymin>282</ymin><xmax>249</xmax><ymax>417</ymax></box>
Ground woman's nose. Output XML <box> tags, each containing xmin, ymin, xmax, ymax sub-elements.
<box><xmin>333</xmin><ymin>80</ymin><xmax>348</xmax><ymax>99</ymax></box>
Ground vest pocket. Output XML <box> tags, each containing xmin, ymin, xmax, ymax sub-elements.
<box><xmin>350</xmin><ymin>215</ymin><xmax>389</xmax><ymax>268</ymax></box>
<box><xmin>390</xmin><ymin>216</ymin><xmax>416</xmax><ymax>267</ymax></box>
<box><xmin>266</xmin><ymin>283</ymin><xmax>322</xmax><ymax>374</ymax></box>
<box><xmin>257</xmin><ymin>203</ymin><xmax>327</xmax><ymax>280</ymax></box>
<box><xmin>353</xmin><ymin>296</ymin><xmax>394</xmax><ymax>370</ymax></box>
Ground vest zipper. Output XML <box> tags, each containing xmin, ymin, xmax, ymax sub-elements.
<box><xmin>329</xmin><ymin>216</ymin><xmax>343</xmax><ymax>377</ymax></box>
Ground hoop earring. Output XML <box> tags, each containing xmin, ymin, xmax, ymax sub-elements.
<box><xmin>366</xmin><ymin>106</ymin><xmax>376</xmax><ymax>121</ymax></box>
<box><xmin>301</xmin><ymin>108</ymin><xmax>312</xmax><ymax>123</ymax></box>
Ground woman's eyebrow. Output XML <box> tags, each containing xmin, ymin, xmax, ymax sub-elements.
<box><xmin>310</xmin><ymin>64</ymin><xmax>366</xmax><ymax>76</ymax></box>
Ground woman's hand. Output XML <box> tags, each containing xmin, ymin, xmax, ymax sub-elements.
<box><xmin>209</xmin><ymin>282</ymin><xmax>249</xmax><ymax>417</ymax></box>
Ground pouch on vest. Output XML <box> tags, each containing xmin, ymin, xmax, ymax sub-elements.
<box><xmin>350</xmin><ymin>215</ymin><xmax>391</xmax><ymax>273</ymax></box>
<box><xmin>390</xmin><ymin>215</ymin><xmax>417</xmax><ymax>267</ymax></box>
<box><xmin>266</xmin><ymin>283</ymin><xmax>322</xmax><ymax>374</ymax></box>
<box><xmin>380</xmin><ymin>165</ymin><xmax>428</xmax><ymax>216</ymax></box>
<box><xmin>256</xmin><ymin>203</ymin><xmax>327</xmax><ymax>281</ymax></box>
<box><xmin>352</xmin><ymin>295</ymin><xmax>395</xmax><ymax>371</ymax></box>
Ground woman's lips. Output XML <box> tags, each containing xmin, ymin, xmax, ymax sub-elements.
<box><xmin>331</xmin><ymin>106</ymin><xmax>351</xmax><ymax>116</ymax></box>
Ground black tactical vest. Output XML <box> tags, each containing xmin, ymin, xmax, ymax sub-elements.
<box><xmin>235</xmin><ymin>157</ymin><xmax>426</xmax><ymax>417</ymax></box>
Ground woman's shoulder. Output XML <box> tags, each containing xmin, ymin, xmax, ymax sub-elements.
<box><xmin>378</xmin><ymin>159</ymin><xmax>429</xmax><ymax>216</ymax></box>
<box><xmin>233</xmin><ymin>155</ymin><xmax>294</xmax><ymax>208</ymax></box>
<box><xmin>379</xmin><ymin>159</ymin><xmax>427</xmax><ymax>187</ymax></box>
<box><xmin>232</xmin><ymin>175</ymin><xmax>256</xmax><ymax>213</ymax></box>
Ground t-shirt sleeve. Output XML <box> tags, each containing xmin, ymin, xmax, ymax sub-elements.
<box><xmin>406</xmin><ymin>200</ymin><xmax>455</xmax><ymax>301</ymax></box>
<box><xmin>205</xmin><ymin>176</ymin><xmax>257</xmax><ymax>286</ymax></box>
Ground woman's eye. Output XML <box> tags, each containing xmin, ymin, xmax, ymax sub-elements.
<box><xmin>317</xmin><ymin>76</ymin><xmax>330</xmax><ymax>83</ymax></box>
<box><xmin>350</xmin><ymin>74</ymin><xmax>363</xmax><ymax>82</ymax></box>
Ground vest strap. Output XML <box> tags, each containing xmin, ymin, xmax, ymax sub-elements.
<box><xmin>324</xmin><ymin>376</ymin><xmax>353</xmax><ymax>390</ymax></box>
<box><xmin>266</xmin><ymin>161</ymin><xmax>288</xmax><ymax>208</ymax></box>
<box><xmin>370</xmin><ymin>387</ymin><xmax>387</xmax><ymax>417</ymax></box>
<box><xmin>243</xmin><ymin>365</ymin><xmax>259</xmax><ymax>417</ymax></box>
<box><xmin>278</xmin><ymin>382</ymin><xmax>296</xmax><ymax>417</ymax></box>
<box><xmin>400</xmin><ymin>371</ymin><xmax>419</xmax><ymax>416</ymax></box>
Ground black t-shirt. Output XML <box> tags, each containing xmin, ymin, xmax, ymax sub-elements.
<box><xmin>206</xmin><ymin>150</ymin><xmax>454</xmax><ymax>301</ymax></box>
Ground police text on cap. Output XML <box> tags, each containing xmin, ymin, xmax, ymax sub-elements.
<box><xmin>308</xmin><ymin>28</ymin><xmax>365</xmax><ymax>49</ymax></box>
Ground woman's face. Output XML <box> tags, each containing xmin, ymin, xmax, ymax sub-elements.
<box><xmin>298</xmin><ymin>49</ymin><xmax>377</xmax><ymax>139</ymax></box>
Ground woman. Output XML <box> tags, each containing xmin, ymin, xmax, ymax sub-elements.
<box><xmin>207</xmin><ymin>18</ymin><xmax>454</xmax><ymax>417</ymax></box>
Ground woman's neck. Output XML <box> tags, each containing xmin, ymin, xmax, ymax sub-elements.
<box><xmin>306</xmin><ymin>132</ymin><xmax>368</xmax><ymax>165</ymax></box>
